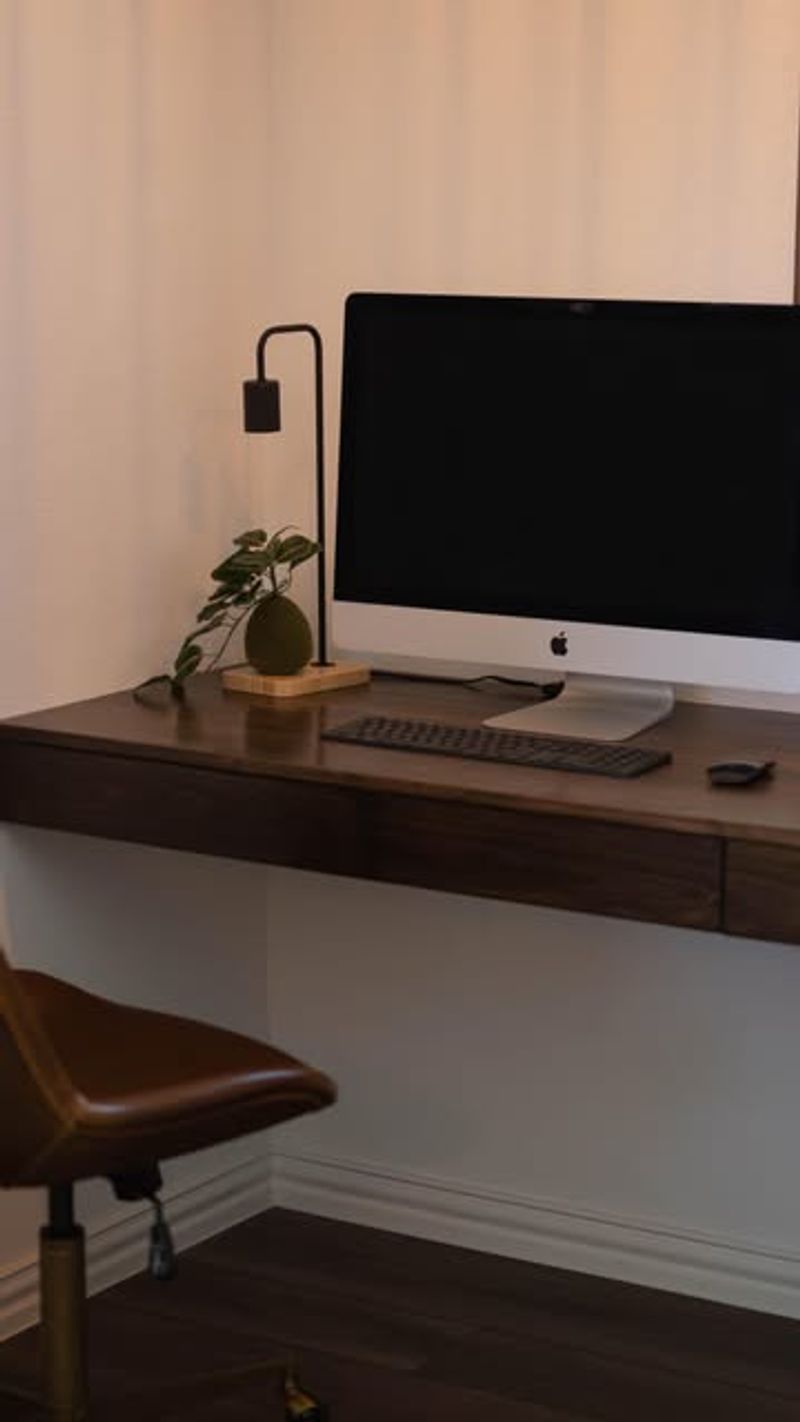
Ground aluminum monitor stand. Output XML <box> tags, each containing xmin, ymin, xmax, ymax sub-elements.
<box><xmin>484</xmin><ymin>675</ymin><xmax>675</xmax><ymax>742</ymax></box>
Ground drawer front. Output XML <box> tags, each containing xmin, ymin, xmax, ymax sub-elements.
<box><xmin>366</xmin><ymin>794</ymin><xmax>721</xmax><ymax>930</ymax></box>
<box><xmin>0</xmin><ymin>744</ymin><xmax>363</xmax><ymax>876</ymax></box>
<box><xmin>725</xmin><ymin>841</ymin><xmax>800</xmax><ymax>945</ymax></box>
<box><xmin>0</xmin><ymin>742</ymin><xmax>722</xmax><ymax>930</ymax></box>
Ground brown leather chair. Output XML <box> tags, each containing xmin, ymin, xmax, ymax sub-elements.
<box><xmin>0</xmin><ymin>944</ymin><xmax>336</xmax><ymax>1420</ymax></box>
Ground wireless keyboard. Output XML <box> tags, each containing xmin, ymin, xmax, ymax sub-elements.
<box><xmin>323</xmin><ymin>715</ymin><xmax>671</xmax><ymax>779</ymax></box>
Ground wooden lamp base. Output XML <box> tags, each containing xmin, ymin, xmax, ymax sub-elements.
<box><xmin>222</xmin><ymin>661</ymin><xmax>370</xmax><ymax>699</ymax></box>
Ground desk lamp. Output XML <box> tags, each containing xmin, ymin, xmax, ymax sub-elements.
<box><xmin>224</xmin><ymin>322</ymin><xmax>368</xmax><ymax>697</ymax></box>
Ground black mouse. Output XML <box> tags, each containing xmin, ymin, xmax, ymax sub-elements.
<box><xmin>707</xmin><ymin>760</ymin><xmax>775</xmax><ymax>787</ymax></box>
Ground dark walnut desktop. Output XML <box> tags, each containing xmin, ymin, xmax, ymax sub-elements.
<box><xmin>2</xmin><ymin>673</ymin><xmax>800</xmax><ymax>946</ymax></box>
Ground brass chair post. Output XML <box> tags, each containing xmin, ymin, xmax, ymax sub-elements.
<box><xmin>40</xmin><ymin>1186</ymin><xmax>88</xmax><ymax>1422</ymax></box>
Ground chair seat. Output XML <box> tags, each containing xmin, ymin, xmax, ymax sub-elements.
<box><xmin>10</xmin><ymin>971</ymin><xmax>335</xmax><ymax>1186</ymax></box>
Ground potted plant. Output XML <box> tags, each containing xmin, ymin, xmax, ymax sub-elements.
<box><xmin>142</xmin><ymin>526</ymin><xmax>319</xmax><ymax>697</ymax></box>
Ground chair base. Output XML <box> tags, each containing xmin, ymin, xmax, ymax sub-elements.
<box><xmin>11</xmin><ymin>1185</ymin><xmax>327</xmax><ymax>1421</ymax></box>
<box><xmin>3</xmin><ymin>1185</ymin><xmax>327</xmax><ymax>1421</ymax></box>
<box><xmin>1</xmin><ymin>1353</ymin><xmax>328</xmax><ymax>1422</ymax></box>
<box><xmin>134</xmin><ymin>1358</ymin><xmax>328</xmax><ymax>1419</ymax></box>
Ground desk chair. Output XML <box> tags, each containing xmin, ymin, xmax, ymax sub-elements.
<box><xmin>0</xmin><ymin>944</ymin><xmax>336</xmax><ymax>1420</ymax></box>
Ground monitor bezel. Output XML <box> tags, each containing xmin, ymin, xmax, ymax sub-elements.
<box><xmin>333</xmin><ymin>291</ymin><xmax>800</xmax><ymax>695</ymax></box>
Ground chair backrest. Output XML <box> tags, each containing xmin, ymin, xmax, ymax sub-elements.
<box><xmin>0</xmin><ymin>944</ymin><xmax>75</xmax><ymax>1187</ymax></box>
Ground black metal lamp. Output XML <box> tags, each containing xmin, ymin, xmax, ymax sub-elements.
<box><xmin>234</xmin><ymin>322</ymin><xmax>369</xmax><ymax>698</ymax></box>
<box><xmin>243</xmin><ymin>323</ymin><xmax>330</xmax><ymax>667</ymax></box>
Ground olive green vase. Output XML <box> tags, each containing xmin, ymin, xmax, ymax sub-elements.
<box><xmin>244</xmin><ymin>594</ymin><xmax>313</xmax><ymax>675</ymax></box>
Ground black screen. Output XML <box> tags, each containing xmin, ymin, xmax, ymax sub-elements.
<box><xmin>334</xmin><ymin>293</ymin><xmax>800</xmax><ymax>642</ymax></box>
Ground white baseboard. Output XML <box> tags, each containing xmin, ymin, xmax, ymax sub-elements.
<box><xmin>5</xmin><ymin>1145</ymin><xmax>799</xmax><ymax>1342</ymax></box>
<box><xmin>0</xmin><ymin>1151</ymin><xmax>272</xmax><ymax>1341</ymax></box>
<box><xmin>273</xmin><ymin>1150</ymin><xmax>800</xmax><ymax>1320</ymax></box>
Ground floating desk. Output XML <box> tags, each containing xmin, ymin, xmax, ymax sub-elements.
<box><xmin>1</xmin><ymin>674</ymin><xmax>800</xmax><ymax>945</ymax></box>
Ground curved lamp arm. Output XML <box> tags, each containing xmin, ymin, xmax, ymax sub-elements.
<box><xmin>243</xmin><ymin>323</ymin><xmax>329</xmax><ymax>667</ymax></box>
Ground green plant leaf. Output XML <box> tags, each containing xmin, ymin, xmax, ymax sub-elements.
<box><xmin>275</xmin><ymin>534</ymin><xmax>319</xmax><ymax>568</ymax></box>
<box><xmin>174</xmin><ymin>640</ymin><xmax>204</xmax><ymax>674</ymax></box>
<box><xmin>229</xmin><ymin>550</ymin><xmax>271</xmax><ymax>572</ymax></box>
<box><xmin>192</xmin><ymin>614</ymin><xmax>227</xmax><ymax>636</ymax></box>
<box><xmin>257</xmin><ymin>529</ymin><xmax>284</xmax><ymax>568</ymax></box>
<box><xmin>132</xmin><ymin>674</ymin><xmax>172</xmax><ymax>699</ymax></box>
<box><xmin>210</xmin><ymin>552</ymin><xmax>256</xmax><ymax>582</ymax></box>
<box><xmin>173</xmin><ymin>655</ymin><xmax>203</xmax><ymax>685</ymax></box>
<box><xmin>233</xmin><ymin>528</ymin><xmax>267</xmax><ymax>548</ymax></box>
<box><xmin>197</xmin><ymin>598</ymin><xmax>232</xmax><ymax>621</ymax></box>
<box><xmin>136</xmin><ymin>674</ymin><xmax>172</xmax><ymax>689</ymax></box>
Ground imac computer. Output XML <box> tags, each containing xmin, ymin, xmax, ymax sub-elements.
<box><xmin>333</xmin><ymin>293</ymin><xmax>800</xmax><ymax>740</ymax></box>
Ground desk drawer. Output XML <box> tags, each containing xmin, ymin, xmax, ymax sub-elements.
<box><xmin>0</xmin><ymin>744</ymin><xmax>362</xmax><ymax>875</ymax></box>
<box><xmin>366</xmin><ymin>795</ymin><xmax>721</xmax><ymax>929</ymax></box>
<box><xmin>725</xmin><ymin>841</ymin><xmax>800</xmax><ymax>945</ymax></box>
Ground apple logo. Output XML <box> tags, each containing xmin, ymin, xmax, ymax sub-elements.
<box><xmin>550</xmin><ymin>631</ymin><xmax>568</xmax><ymax>656</ymax></box>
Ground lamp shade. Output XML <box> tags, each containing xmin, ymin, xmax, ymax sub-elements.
<box><xmin>243</xmin><ymin>378</ymin><xmax>281</xmax><ymax>433</ymax></box>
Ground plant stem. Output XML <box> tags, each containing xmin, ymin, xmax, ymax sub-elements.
<box><xmin>205</xmin><ymin>604</ymin><xmax>253</xmax><ymax>673</ymax></box>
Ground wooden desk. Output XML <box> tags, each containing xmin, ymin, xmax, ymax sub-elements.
<box><xmin>1</xmin><ymin>674</ymin><xmax>800</xmax><ymax>945</ymax></box>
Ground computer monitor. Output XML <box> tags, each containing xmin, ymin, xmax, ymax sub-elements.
<box><xmin>333</xmin><ymin>293</ymin><xmax>800</xmax><ymax>739</ymax></box>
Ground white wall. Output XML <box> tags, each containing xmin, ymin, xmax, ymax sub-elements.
<box><xmin>3</xmin><ymin>0</ymin><xmax>800</xmax><ymax>1331</ymax></box>
<box><xmin>0</xmin><ymin>0</ymin><xmax>288</xmax><ymax>1333</ymax></box>
<box><xmin>249</xmin><ymin>0</ymin><xmax>800</xmax><ymax>1318</ymax></box>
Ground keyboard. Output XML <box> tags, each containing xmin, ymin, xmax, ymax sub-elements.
<box><xmin>323</xmin><ymin>715</ymin><xmax>672</xmax><ymax>779</ymax></box>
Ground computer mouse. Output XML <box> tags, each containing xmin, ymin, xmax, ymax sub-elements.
<box><xmin>707</xmin><ymin>760</ymin><xmax>775</xmax><ymax>787</ymax></box>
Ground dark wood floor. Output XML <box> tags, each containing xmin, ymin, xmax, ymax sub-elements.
<box><xmin>2</xmin><ymin>1207</ymin><xmax>800</xmax><ymax>1419</ymax></box>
